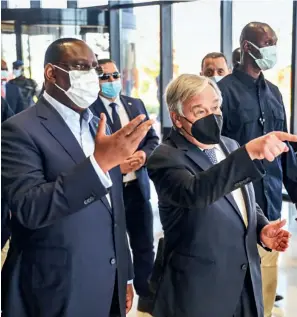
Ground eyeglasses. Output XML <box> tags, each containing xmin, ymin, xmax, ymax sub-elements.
<box><xmin>98</xmin><ymin>72</ymin><xmax>121</xmax><ymax>81</ymax></box>
<box><xmin>56</xmin><ymin>62</ymin><xmax>96</xmax><ymax>71</ymax></box>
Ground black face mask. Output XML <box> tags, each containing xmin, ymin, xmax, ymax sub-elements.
<box><xmin>182</xmin><ymin>114</ymin><xmax>223</xmax><ymax>144</ymax></box>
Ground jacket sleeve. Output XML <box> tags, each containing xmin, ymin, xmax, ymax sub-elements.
<box><xmin>279</xmin><ymin>97</ymin><xmax>297</xmax><ymax>204</ymax></box>
<box><xmin>255</xmin><ymin>203</ymin><xmax>270</xmax><ymax>245</ymax></box>
<box><xmin>138</xmin><ymin>99</ymin><xmax>159</xmax><ymax>160</ymax></box>
<box><xmin>148</xmin><ymin>146</ymin><xmax>265</xmax><ymax>209</ymax></box>
<box><xmin>1</xmin><ymin>120</ymin><xmax>110</xmax><ymax>230</ymax></box>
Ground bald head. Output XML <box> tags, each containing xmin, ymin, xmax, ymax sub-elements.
<box><xmin>240</xmin><ymin>22</ymin><xmax>277</xmax><ymax>48</ymax></box>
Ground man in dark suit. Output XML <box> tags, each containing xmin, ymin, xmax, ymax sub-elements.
<box><xmin>90</xmin><ymin>59</ymin><xmax>159</xmax><ymax>314</ymax></box>
<box><xmin>147</xmin><ymin>74</ymin><xmax>294</xmax><ymax>317</ymax></box>
<box><xmin>1</xmin><ymin>38</ymin><xmax>153</xmax><ymax>317</ymax></box>
<box><xmin>1</xmin><ymin>59</ymin><xmax>25</xmax><ymax>114</ymax></box>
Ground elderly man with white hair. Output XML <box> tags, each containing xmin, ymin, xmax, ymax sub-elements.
<box><xmin>147</xmin><ymin>74</ymin><xmax>296</xmax><ymax>317</ymax></box>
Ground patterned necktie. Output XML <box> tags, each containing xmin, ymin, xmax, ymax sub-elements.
<box><xmin>204</xmin><ymin>148</ymin><xmax>218</xmax><ymax>165</ymax></box>
<box><xmin>109</xmin><ymin>102</ymin><xmax>122</xmax><ymax>132</ymax></box>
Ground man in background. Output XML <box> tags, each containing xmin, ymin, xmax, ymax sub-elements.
<box><xmin>10</xmin><ymin>60</ymin><xmax>38</xmax><ymax>108</ymax></box>
<box><xmin>91</xmin><ymin>58</ymin><xmax>159</xmax><ymax>315</ymax></box>
<box><xmin>218</xmin><ymin>22</ymin><xmax>297</xmax><ymax>317</ymax></box>
<box><xmin>1</xmin><ymin>59</ymin><xmax>25</xmax><ymax>114</ymax></box>
<box><xmin>200</xmin><ymin>52</ymin><xmax>230</xmax><ymax>83</ymax></box>
<box><xmin>232</xmin><ymin>48</ymin><xmax>241</xmax><ymax>68</ymax></box>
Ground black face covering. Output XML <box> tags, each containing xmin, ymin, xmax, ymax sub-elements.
<box><xmin>182</xmin><ymin>114</ymin><xmax>223</xmax><ymax>144</ymax></box>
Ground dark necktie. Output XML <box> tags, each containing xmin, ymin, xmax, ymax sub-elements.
<box><xmin>204</xmin><ymin>148</ymin><xmax>218</xmax><ymax>165</ymax></box>
<box><xmin>109</xmin><ymin>102</ymin><xmax>122</xmax><ymax>132</ymax></box>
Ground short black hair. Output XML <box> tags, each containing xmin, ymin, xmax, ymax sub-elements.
<box><xmin>43</xmin><ymin>37</ymin><xmax>83</xmax><ymax>67</ymax></box>
<box><xmin>240</xmin><ymin>22</ymin><xmax>273</xmax><ymax>45</ymax></box>
<box><xmin>201</xmin><ymin>52</ymin><xmax>228</xmax><ymax>69</ymax></box>
<box><xmin>97</xmin><ymin>58</ymin><xmax>116</xmax><ymax>66</ymax></box>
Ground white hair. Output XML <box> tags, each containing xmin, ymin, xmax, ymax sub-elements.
<box><xmin>165</xmin><ymin>74</ymin><xmax>223</xmax><ymax>116</ymax></box>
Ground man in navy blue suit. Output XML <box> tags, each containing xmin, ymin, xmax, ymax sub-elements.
<box><xmin>90</xmin><ymin>59</ymin><xmax>159</xmax><ymax>314</ymax></box>
<box><xmin>1</xmin><ymin>38</ymin><xmax>154</xmax><ymax>317</ymax></box>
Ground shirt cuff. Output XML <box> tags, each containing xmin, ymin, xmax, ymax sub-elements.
<box><xmin>89</xmin><ymin>155</ymin><xmax>113</xmax><ymax>189</ymax></box>
<box><xmin>127</xmin><ymin>280</ymin><xmax>133</xmax><ymax>284</ymax></box>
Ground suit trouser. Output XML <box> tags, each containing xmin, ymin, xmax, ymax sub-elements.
<box><xmin>233</xmin><ymin>269</ymin><xmax>258</xmax><ymax>317</ymax></box>
<box><xmin>123</xmin><ymin>180</ymin><xmax>154</xmax><ymax>298</ymax></box>
<box><xmin>258</xmin><ymin>245</ymin><xmax>279</xmax><ymax>317</ymax></box>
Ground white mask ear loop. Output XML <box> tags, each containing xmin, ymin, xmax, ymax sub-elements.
<box><xmin>52</xmin><ymin>64</ymin><xmax>69</xmax><ymax>93</ymax></box>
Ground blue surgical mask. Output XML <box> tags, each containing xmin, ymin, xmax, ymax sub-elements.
<box><xmin>101</xmin><ymin>81</ymin><xmax>122</xmax><ymax>99</ymax></box>
<box><xmin>248</xmin><ymin>41</ymin><xmax>277</xmax><ymax>71</ymax></box>
<box><xmin>211</xmin><ymin>76</ymin><xmax>224</xmax><ymax>83</ymax></box>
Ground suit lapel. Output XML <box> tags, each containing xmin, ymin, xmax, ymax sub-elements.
<box><xmin>120</xmin><ymin>96</ymin><xmax>134</xmax><ymax>120</ymax></box>
<box><xmin>37</xmin><ymin>97</ymin><xmax>85</xmax><ymax>164</ymax></box>
<box><xmin>94</xmin><ymin>97</ymin><xmax>113</xmax><ymax>129</ymax></box>
<box><xmin>219</xmin><ymin>139</ymin><xmax>251</xmax><ymax>226</ymax></box>
<box><xmin>170</xmin><ymin>130</ymin><xmax>246</xmax><ymax>227</ymax></box>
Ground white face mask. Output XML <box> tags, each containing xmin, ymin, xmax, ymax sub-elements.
<box><xmin>13</xmin><ymin>69</ymin><xmax>22</xmax><ymax>78</ymax></box>
<box><xmin>247</xmin><ymin>41</ymin><xmax>277</xmax><ymax>71</ymax></box>
<box><xmin>54</xmin><ymin>65</ymin><xmax>99</xmax><ymax>109</ymax></box>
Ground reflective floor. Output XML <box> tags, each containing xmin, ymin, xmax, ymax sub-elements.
<box><xmin>128</xmin><ymin>187</ymin><xmax>297</xmax><ymax>317</ymax></box>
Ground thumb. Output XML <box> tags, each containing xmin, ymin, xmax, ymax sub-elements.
<box><xmin>274</xmin><ymin>219</ymin><xmax>286</xmax><ymax>229</ymax></box>
<box><xmin>97</xmin><ymin>113</ymin><xmax>107</xmax><ymax>137</ymax></box>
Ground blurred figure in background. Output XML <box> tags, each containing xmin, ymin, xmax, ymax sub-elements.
<box><xmin>232</xmin><ymin>48</ymin><xmax>241</xmax><ymax>68</ymax></box>
<box><xmin>200</xmin><ymin>52</ymin><xmax>230</xmax><ymax>83</ymax></box>
<box><xmin>10</xmin><ymin>60</ymin><xmax>38</xmax><ymax>108</ymax></box>
<box><xmin>1</xmin><ymin>59</ymin><xmax>25</xmax><ymax>114</ymax></box>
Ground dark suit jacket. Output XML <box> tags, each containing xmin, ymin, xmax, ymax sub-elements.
<box><xmin>147</xmin><ymin>128</ymin><xmax>269</xmax><ymax>317</ymax></box>
<box><xmin>5</xmin><ymin>82</ymin><xmax>25</xmax><ymax>114</ymax></box>
<box><xmin>90</xmin><ymin>95</ymin><xmax>159</xmax><ymax>200</ymax></box>
<box><xmin>1</xmin><ymin>97</ymin><xmax>133</xmax><ymax>317</ymax></box>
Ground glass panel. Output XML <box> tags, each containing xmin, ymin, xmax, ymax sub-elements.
<box><xmin>77</xmin><ymin>0</ymin><xmax>108</xmax><ymax>7</ymax></box>
<box><xmin>41</xmin><ymin>0</ymin><xmax>68</xmax><ymax>8</ymax></box>
<box><xmin>8</xmin><ymin>0</ymin><xmax>30</xmax><ymax>8</ymax></box>
<box><xmin>173</xmin><ymin>0</ymin><xmax>221</xmax><ymax>75</ymax></box>
<box><xmin>21</xmin><ymin>24</ymin><xmax>107</xmax><ymax>91</ymax></box>
<box><xmin>1</xmin><ymin>33</ymin><xmax>17</xmax><ymax>79</ymax></box>
<box><xmin>120</xmin><ymin>5</ymin><xmax>160</xmax><ymax>136</ymax></box>
<box><xmin>232</xmin><ymin>0</ymin><xmax>293</xmax><ymax>130</ymax></box>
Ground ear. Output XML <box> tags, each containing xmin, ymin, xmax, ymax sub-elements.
<box><xmin>242</xmin><ymin>40</ymin><xmax>250</xmax><ymax>54</ymax></box>
<box><xmin>171</xmin><ymin>112</ymin><xmax>183</xmax><ymax>129</ymax></box>
<box><xmin>44</xmin><ymin>64</ymin><xmax>56</xmax><ymax>84</ymax></box>
<box><xmin>200</xmin><ymin>71</ymin><xmax>203</xmax><ymax>76</ymax></box>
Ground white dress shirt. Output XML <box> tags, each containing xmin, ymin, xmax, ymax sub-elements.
<box><xmin>210</xmin><ymin>145</ymin><xmax>248</xmax><ymax>227</ymax></box>
<box><xmin>43</xmin><ymin>91</ymin><xmax>112</xmax><ymax>205</ymax></box>
<box><xmin>99</xmin><ymin>95</ymin><xmax>137</xmax><ymax>183</ymax></box>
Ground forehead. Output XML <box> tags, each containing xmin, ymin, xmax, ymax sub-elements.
<box><xmin>184</xmin><ymin>84</ymin><xmax>218</xmax><ymax>109</ymax></box>
<box><xmin>61</xmin><ymin>41</ymin><xmax>96</xmax><ymax>64</ymax></box>
<box><xmin>100</xmin><ymin>63</ymin><xmax>118</xmax><ymax>72</ymax></box>
<box><xmin>203</xmin><ymin>57</ymin><xmax>228</xmax><ymax>70</ymax></box>
<box><xmin>255</xmin><ymin>26</ymin><xmax>277</xmax><ymax>43</ymax></box>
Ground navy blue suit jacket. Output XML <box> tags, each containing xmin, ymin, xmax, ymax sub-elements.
<box><xmin>90</xmin><ymin>95</ymin><xmax>159</xmax><ymax>200</ymax></box>
<box><xmin>147</xmin><ymin>129</ymin><xmax>269</xmax><ymax>317</ymax></box>
<box><xmin>1</xmin><ymin>97</ymin><xmax>133</xmax><ymax>317</ymax></box>
<box><xmin>5</xmin><ymin>82</ymin><xmax>25</xmax><ymax>114</ymax></box>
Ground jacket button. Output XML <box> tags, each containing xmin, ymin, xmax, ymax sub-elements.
<box><xmin>110</xmin><ymin>258</ymin><xmax>116</xmax><ymax>265</ymax></box>
<box><xmin>241</xmin><ymin>264</ymin><xmax>248</xmax><ymax>271</ymax></box>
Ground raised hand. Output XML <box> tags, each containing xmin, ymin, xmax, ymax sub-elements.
<box><xmin>246</xmin><ymin>131</ymin><xmax>297</xmax><ymax>161</ymax></box>
<box><xmin>94</xmin><ymin>113</ymin><xmax>154</xmax><ymax>173</ymax></box>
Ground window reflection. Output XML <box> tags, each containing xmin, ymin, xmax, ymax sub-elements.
<box><xmin>173</xmin><ymin>0</ymin><xmax>221</xmax><ymax>75</ymax></box>
<box><xmin>120</xmin><ymin>5</ymin><xmax>160</xmax><ymax>136</ymax></box>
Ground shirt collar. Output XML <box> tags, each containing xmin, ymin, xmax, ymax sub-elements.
<box><xmin>43</xmin><ymin>91</ymin><xmax>93</xmax><ymax>124</ymax></box>
<box><xmin>99</xmin><ymin>94</ymin><xmax>121</xmax><ymax>109</ymax></box>
<box><xmin>233</xmin><ymin>66</ymin><xmax>266</xmax><ymax>89</ymax></box>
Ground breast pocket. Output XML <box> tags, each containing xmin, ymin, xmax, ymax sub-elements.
<box><xmin>271</xmin><ymin>104</ymin><xmax>285</xmax><ymax>131</ymax></box>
